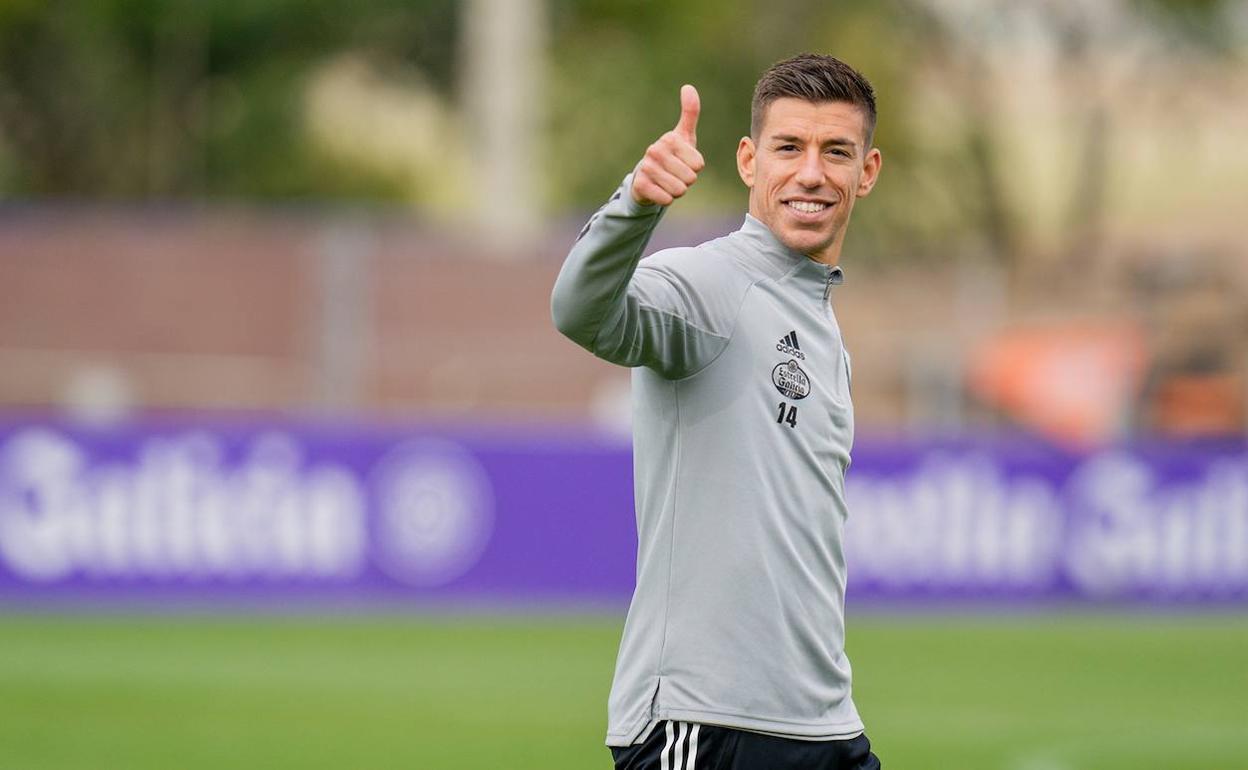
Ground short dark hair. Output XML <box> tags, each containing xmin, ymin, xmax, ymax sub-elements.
<box><xmin>750</xmin><ymin>54</ymin><xmax>877</xmax><ymax>145</ymax></box>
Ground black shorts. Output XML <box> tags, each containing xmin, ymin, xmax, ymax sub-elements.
<box><xmin>610</xmin><ymin>720</ymin><xmax>882</xmax><ymax>770</ymax></box>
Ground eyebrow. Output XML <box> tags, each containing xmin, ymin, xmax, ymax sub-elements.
<box><xmin>770</xmin><ymin>134</ymin><xmax>857</xmax><ymax>148</ymax></box>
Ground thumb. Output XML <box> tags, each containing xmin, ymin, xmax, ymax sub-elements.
<box><xmin>675</xmin><ymin>84</ymin><xmax>700</xmax><ymax>145</ymax></box>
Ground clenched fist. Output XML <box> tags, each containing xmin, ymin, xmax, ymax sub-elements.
<box><xmin>631</xmin><ymin>85</ymin><xmax>706</xmax><ymax>206</ymax></box>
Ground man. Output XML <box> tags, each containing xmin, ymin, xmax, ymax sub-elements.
<box><xmin>551</xmin><ymin>54</ymin><xmax>883</xmax><ymax>769</ymax></box>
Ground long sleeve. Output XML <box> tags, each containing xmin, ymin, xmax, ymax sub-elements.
<box><xmin>551</xmin><ymin>174</ymin><xmax>738</xmax><ymax>380</ymax></box>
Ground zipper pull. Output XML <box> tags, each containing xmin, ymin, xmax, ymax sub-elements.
<box><xmin>823</xmin><ymin>266</ymin><xmax>843</xmax><ymax>301</ymax></box>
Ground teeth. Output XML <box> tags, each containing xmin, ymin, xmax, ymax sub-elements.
<box><xmin>787</xmin><ymin>201</ymin><xmax>827</xmax><ymax>214</ymax></box>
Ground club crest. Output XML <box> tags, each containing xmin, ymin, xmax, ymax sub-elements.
<box><xmin>772</xmin><ymin>359</ymin><xmax>811</xmax><ymax>399</ymax></box>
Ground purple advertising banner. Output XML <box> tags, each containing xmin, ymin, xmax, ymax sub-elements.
<box><xmin>0</xmin><ymin>418</ymin><xmax>1245</xmax><ymax>606</ymax></box>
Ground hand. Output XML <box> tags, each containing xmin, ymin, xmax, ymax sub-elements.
<box><xmin>631</xmin><ymin>84</ymin><xmax>705</xmax><ymax>206</ymax></box>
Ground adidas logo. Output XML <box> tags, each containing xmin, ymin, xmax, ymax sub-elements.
<box><xmin>776</xmin><ymin>330</ymin><xmax>805</xmax><ymax>360</ymax></box>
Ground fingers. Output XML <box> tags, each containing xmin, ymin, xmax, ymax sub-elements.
<box><xmin>630</xmin><ymin>84</ymin><xmax>705</xmax><ymax>206</ymax></box>
<box><xmin>675</xmin><ymin>84</ymin><xmax>700</xmax><ymax>145</ymax></box>
<box><xmin>631</xmin><ymin>176</ymin><xmax>677</xmax><ymax>207</ymax></box>
<box><xmin>647</xmin><ymin>137</ymin><xmax>700</xmax><ymax>185</ymax></box>
<box><xmin>634</xmin><ymin>161</ymin><xmax>689</xmax><ymax>206</ymax></box>
<box><xmin>632</xmin><ymin>133</ymin><xmax>703</xmax><ymax>206</ymax></box>
<box><xmin>667</xmin><ymin>135</ymin><xmax>704</xmax><ymax>175</ymax></box>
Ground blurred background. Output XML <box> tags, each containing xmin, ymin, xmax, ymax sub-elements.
<box><xmin>1</xmin><ymin>1</ymin><xmax>1246</xmax><ymax>769</ymax></box>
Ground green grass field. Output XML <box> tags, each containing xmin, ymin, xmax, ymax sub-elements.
<box><xmin>2</xmin><ymin>613</ymin><xmax>1246</xmax><ymax>769</ymax></box>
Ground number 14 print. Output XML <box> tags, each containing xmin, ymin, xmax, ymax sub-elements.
<box><xmin>776</xmin><ymin>401</ymin><xmax>797</xmax><ymax>428</ymax></box>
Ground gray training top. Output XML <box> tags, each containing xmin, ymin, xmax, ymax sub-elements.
<box><xmin>551</xmin><ymin>174</ymin><xmax>863</xmax><ymax>747</ymax></box>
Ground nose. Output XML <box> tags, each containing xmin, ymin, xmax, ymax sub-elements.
<box><xmin>795</xmin><ymin>148</ymin><xmax>823</xmax><ymax>188</ymax></box>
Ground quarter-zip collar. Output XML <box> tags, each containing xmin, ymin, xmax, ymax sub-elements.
<box><xmin>736</xmin><ymin>214</ymin><xmax>844</xmax><ymax>301</ymax></box>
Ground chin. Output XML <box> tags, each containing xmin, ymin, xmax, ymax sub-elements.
<box><xmin>778</xmin><ymin>229</ymin><xmax>830</xmax><ymax>256</ymax></box>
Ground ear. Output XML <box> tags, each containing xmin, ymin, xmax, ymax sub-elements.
<box><xmin>856</xmin><ymin>147</ymin><xmax>882</xmax><ymax>198</ymax></box>
<box><xmin>736</xmin><ymin>136</ymin><xmax>756</xmax><ymax>188</ymax></box>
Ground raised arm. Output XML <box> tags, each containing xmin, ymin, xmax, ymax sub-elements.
<box><xmin>551</xmin><ymin>86</ymin><xmax>733</xmax><ymax>379</ymax></box>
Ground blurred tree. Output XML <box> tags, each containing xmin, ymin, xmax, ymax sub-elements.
<box><xmin>0</xmin><ymin>0</ymin><xmax>1239</xmax><ymax>272</ymax></box>
<box><xmin>0</xmin><ymin>0</ymin><xmax>458</xmax><ymax>199</ymax></box>
<box><xmin>1135</xmin><ymin>0</ymin><xmax>1242</xmax><ymax>52</ymax></box>
<box><xmin>873</xmin><ymin>0</ymin><xmax>1243</xmax><ymax>267</ymax></box>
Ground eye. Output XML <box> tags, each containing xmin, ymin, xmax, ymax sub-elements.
<box><xmin>776</xmin><ymin>144</ymin><xmax>799</xmax><ymax>152</ymax></box>
<box><xmin>827</xmin><ymin>148</ymin><xmax>850</xmax><ymax>158</ymax></box>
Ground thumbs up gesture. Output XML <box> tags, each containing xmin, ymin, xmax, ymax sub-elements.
<box><xmin>631</xmin><ymin>85</ymin><xmax>706</xmax><ymax>206</ymax></box>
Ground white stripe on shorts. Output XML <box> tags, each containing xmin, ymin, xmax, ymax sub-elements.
<box><xmin>687</xmin><ymin>723</ymin><xmax>700</xmax><ymax>770</ymax></box>
<box><xmin>673</xmin><ymin>722</ymin><xmax>686</xmax><ymax>770</ymax></box>
<box><xmin>660</xmin><ymin>721</ymin><xmax>674</xmax><ymax>770</ymax></box>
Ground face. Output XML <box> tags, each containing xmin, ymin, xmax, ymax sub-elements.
<box><xmin>737</xmin><ymin>98</ymin><xmax>882</xmax><ymax>265</ymax></box>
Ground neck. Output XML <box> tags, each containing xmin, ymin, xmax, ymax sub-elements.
<box><xmin>806</xmin><ymin>242</ymin><xmax>842</xmax><ymax>266</ymax></box>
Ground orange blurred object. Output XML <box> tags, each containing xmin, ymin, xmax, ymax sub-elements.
<box><xmin>967</xmin><ymin>323</ymin><xmax>1147</xmax><ymax>447</ymax></box>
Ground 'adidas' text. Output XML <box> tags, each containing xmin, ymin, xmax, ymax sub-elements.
<box><xmin>776</xmin><ymin>330</ymin><xmax>805</xmax><ymax>360</ymax></box>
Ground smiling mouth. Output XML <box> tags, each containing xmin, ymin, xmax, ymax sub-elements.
<box><xmin>784</xmin><ymin>200</ymin><xmax>831</xmax><ymax>215</ymax></box>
